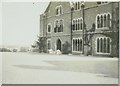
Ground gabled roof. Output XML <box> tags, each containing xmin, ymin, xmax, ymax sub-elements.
<box><xmin>43</xmin><ymin>1</ymin><xmax>74</xmax><ymax>13</ymax></box>
<box><xmin>44</xmin><ymin>2</ymin><xmax>51</xmax><ymax>13</ymax></box>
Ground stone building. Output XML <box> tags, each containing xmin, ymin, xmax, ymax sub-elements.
<box><xmin>40</xmin><ymin>2</ymin><xmax>119</xmax><ymax>57</ymax></box>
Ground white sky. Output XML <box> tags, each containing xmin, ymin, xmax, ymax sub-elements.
<box><xmin>2</xmin><ymin>2</ymin><xmax>49</xmax><ymax>47</ymax></box>
<box><xmin>1</xmin><ymin>0</ymin><xmax>119</xmax><ymax>47</ymax></box>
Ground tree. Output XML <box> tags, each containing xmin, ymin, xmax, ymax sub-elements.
<box><xmin>36</xmin><ymin>36</ymin><xmax>47</xmax><ymax>53</ymax></box>
<box><xmin>62</xmin><ymin>41</ymin><xmax>71</xmax><ymax>54</ymax></box>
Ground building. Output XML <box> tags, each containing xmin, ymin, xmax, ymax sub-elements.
<box><xmin>40</xmin><ymin>2</ymin><xmax>119</xmax><ymax>57</ymax></box>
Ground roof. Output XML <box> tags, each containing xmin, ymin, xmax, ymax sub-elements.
<box><xmin>43</xmin><ymin>1</ymin><xmax>74</xmax><ymax>13</ymax></box>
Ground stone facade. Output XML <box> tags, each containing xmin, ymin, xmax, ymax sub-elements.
<box><xmin>40</xmin><ymin>2</ymin><xmax>119</xmax><ymax>57</ymax></box>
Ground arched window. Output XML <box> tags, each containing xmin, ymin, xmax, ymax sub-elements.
<box><xmin>104</xmin><ymin>14</ymin><xmax>107</xmax><ymax>27</ymax></box>
<box><xmin>59</xmin><ymin>6</ymin><xmax>62</xmax><ymax>14</ymax></box>
<box><xmin>78</xmin><ymin>2</ymin><xmax>80</xmax><ymax>9</ymax></box>
<box><xmin>100</xmin><ymin>38</ymin><xmax>103</xmax><ymax>52</ymax></box>
<box><xmin>47</xmin><ymin>24</ymin><xmax>52</xmax><ymax>33</ymax></box>
<box><xmin>104</xmin><ymin>38</ymin><xmax>106</xmax><ymax>53</ymax></box>
<box><xmin>72</xmin><ymin>20</ymin><xmax>75</xmax><ymax>30</ymax></box>
<box><xmin>72</xmin><ymin>38</ymin><xmax>82</xmax><ymax>52</ymax></box>
<box><xmin>76</xmin><ymin>39</ymin><xmax>78</xmax><ymax>51</ymax></box>
<box><xmin>107</xmin><ymin>38</ymin><xmax>110</xmax><ymax>53</ymax></box>
<box><xmin>107</xmin><ymin>14</ymin><xmax>111</xmax><ymax>27</ymax></box>
<box><xmin>78</xmin><ymin>39</ymin><xmax>80</xmax><ymax>51</ymax></box>
<box><xmin>80</xmin><ymin>18</ymin><xmax>83</xmax><ymax>30</ymax></box>
<box><xmin>96</xmin><ymin>13</ymin><xmax>111</xmax><ymax>29</ymax></box>
<box><xmin>80</xmin><ymin>39</ymin><xmax>82</xmax><ymax>51</ymax></box>
<box><xmin>97</xmin><ymin>16</ymin><xmax>100</xmax><ymax>28</ymax></box>
<box><xmin>78</xmin><ymin>19</ymin><xmax>80</xmax><ymax>30</ymax></box>
<box><xmin>97</xmin><ymin>38</ymin><xmax>99</xmax><ymax>52</ymax></box>
<box><xmin>73</xmin><ymin>39</ymin><xmax>75</xmax><ymax>51</ymax></box>
<box><xmin>54</xmin><ymin>20</ymin><xmax>58</xmax><ymax>33</ymax></box>
<box><xmin>56</xmin><ymin>8</ymin><xmax>59</xmax><ymax>15</ymax></box>
<box><xmin>101</xmin><ymin>15</ymin><xmax>103</xmax><ymax>28</ymax></box>
<box><xmin>60</xmin><ymin>20</ymin><xmax>63</xmax><ymax>32</ymax></box>
<box><xmin>76</xmin><ymin>20</ymin><xmax>78</xmax><ymax>30</ymax></box>
<box><xmin>75</xmin><ymin>39</ymin><xmax>77</xmax><ymax>51</ymax></box>
<box><xmin>56</xmin><ymin>6</ymin><xmax>62</xmax><ymax>16</ymax></box>
<box><xmin>77</xmin><ymin>19</ymin><xmax>80</xmax><ymax>30</ymax></box>
<box><xmin>75</xmin><ymin>2</ymin><xmax>77</xmax><ymax>10</ymax></box>
<box><xmin>96</xmin><ymin>37</ymin><xmax>111</xmax><ymax>54</ymax></box>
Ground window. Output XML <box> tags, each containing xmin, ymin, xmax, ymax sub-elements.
<box><xmin>47</xmin><ymin>24</ymin><xmax>52</xmax><ymax>33</ymax></box>
<box><xmin>96</xmin><ymin>13</ymin><xmax>111</xmax><ymax>29</ymax></box>
<box><xmin>78</xmin><ymin>19</ymin><xmax>80</xmax><ymax>30</ymax></box>
<box><xmin>76</xmin><ymin>20</ymin><xmax>78</xmax><ymax>30</ymax></box>
<box><xmin>60</xmin><ymin>20</ymin><xmax>63</xmax><ymax>32</ymax></box>
<box><xmin>107</xmin><ymin>14</ymin><xmax>111</xmax><ymax>27</ymax></box>
<box><xmin>54</xmin><ymin>19</ymin><xmax>63</xmax><ymax>33</ymax></box>
<box><xmin>96</xmin><ymin>37</ymin><xmax>111</xmax><ymax>54</ymax></box>
<box><xmin>47</xmin><ymin>39</ymin><xmax>51</xmax><ymax>50</ymax></box>
<box><xmin>80</xmin><ymin>18</ymin><xmax>83</xmax><ymax>30</ymax></box>
<box><xmin>56</xmin><ymin>6</ymin><xmax>62</xmax><ymax>16</ymax></box>
<box><xmin>72</xmin><ymin>18</ymin><xmax>83</xmax><ymax>31</ymax></box>
<box><xmin>72</xmin><ymin>20</ymin><xmax>75</xmax><ymax>30</ymax></box>
<box><xmin>72</xmin><ymin>38</ymin><xmax>82</xmax><ymax>52</ymax></box>
<box><xmin>104</xmin><ymin>15</ymin><xmax>107</xmax><ymax>27</ymax></box>
<box><xmin>97</xmin><ymin>16</ymin><xmax>100</xmax><ymax>28</ymax></box>
<box><xmin>74</xmin><ymin>2</ymin><xmax>81</xmax><ymax>10</ymax></box>
<box><xmin>101</xmin><ymin>15</ymin><xmax>103</xmax><ymax>28</ymax></box>
<box><xmin>55</xmin><ymin>20</ymin><xmax>58</xmax><ymax>33</ymax></box>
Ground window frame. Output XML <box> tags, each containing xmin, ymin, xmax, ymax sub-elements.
<box><xmin>96</xmin><ymin>13</ymin><xmax>111</xmax><ymax>29</ymax></box>
<box><xmin>47</xmin><ymin>23</ymin><xmax>52</xmax><ymax>33</ymax></box>
<box><xmin>72</xmin><ymin>37</ymin><xmax>83</xmax><ymax>53</ymax></box>
<box><xmin>55</xmin><ymin>5</ymin><xmax>63</xmax><ymax>16</ymax></box>
<box><xmin>96</xmin><ymin>37</ymin><xmax>111</xmax><ymax>54</ymax></box>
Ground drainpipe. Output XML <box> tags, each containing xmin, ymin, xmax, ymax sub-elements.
<box><xmin>81</xmin><ymin>3</ymin><xmax>85</xmax><ymax>55</ymax></box>
<box><xmin>111</xmin><ymin>2</ymin><xmax>114</xmax><ymax>56</ymax></box>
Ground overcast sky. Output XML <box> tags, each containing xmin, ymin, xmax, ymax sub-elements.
<box><xmin>2</xmin><ymin>2</ymin><xmax>49</xmax><ymax>47</ymax></box>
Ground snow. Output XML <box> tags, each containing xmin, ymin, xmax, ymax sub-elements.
<box><xmin>2</xmin><ymin>52</ymin><xmax>118</xmax><ymax>84</ymax></box>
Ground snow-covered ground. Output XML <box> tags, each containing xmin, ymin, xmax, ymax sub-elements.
<box><xmin>0</xmin><ymin>53</ymin><xmax>2</xmax><ymax>85</ymax></box>
<box><xmin>2</xmin><ymin>52</ymin><xmax>118</xmax><ymax>84</ymax></box>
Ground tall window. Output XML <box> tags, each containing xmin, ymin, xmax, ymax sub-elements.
<box><xmin>101</xmin><ymin>15</ymin><xmax>103</xmax><ymax>28</ymax></box>
<box><xmin>54</xmin><ymin>20</ymin><xmax>58</xmax><ymax>33</ymax></box>
<box><xmin>107</xmin><ymin>14</ymin><xmax>111</xmax><ymax>27</ymax></box>
<box><xmin>54</xmin><ymin>19</ymin><xmax>63</xmax><ymax>33</ymax></box>
<box><xmin>72</xmin><ymin>20</ymin><xmax>75</xmax><ymax>30</ymax></box>
<box><xmin>56</xmin><ymin>6</ymin><xmax>62</xmax><ymax>16</ymax></box>
<box><xmin>104</xmin><ymin>15</ymin><xmax>107</xmax><ymax>27</ymax></box>
<box><xmin>72</xmin><ymin>18</ymin><xmax>83</xmax><ymax>31</ymax></box>
<box><xmin>97</xmin><ymin>16</ymin><xmax>100</xmax><ymax>28</ymax></box>
<box><xmin>78</xmin><ymin>19</ymin><xmax>80</xmax><ymax>30</ymax></box>
<box><xmin>96</xmin><ymin>13</ymin><xmax>111</xmax><ymax>29</ymax></box>
<box><xmin>76</xmin><ymin>20</ymin><xmax>78</xmax><ymax>30</ymax></box>
<box><xmin>73</xmin><ymin>38</ymin><xmax>82</xmax><ymax>52</ymax></box>
<box><xmin>47</xmin><ymin>24</ymin><xmax>52</xmax><ymax>33</ymax></box>
<box><xmin>80</xmin><ymin>18</ymin><xmax>83</xmax><ymax>30</ymax></box>
<box><xmin>96</xmin><ymin>37</ymin><xmax>111</xmax><ymax>54</ymax></box>
<box><xmin>60</xmin><ymin>20</ymin><xmax>63</xmax><ymax>32</ymax></box>
<box><xmin>74</xmin><ymin>2</ymin><xmax>81</xmax><ymax>10</ymax></box>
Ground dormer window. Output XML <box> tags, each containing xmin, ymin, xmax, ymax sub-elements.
<box><xmin>56</xmin><ymin>5</ymin><xmax>62</xmax><ymax>16</ymax></box>
<box><xmin>74</xmin><ymin>2</ymin><xmax>80</xmax><ymax>10</ymax></box>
